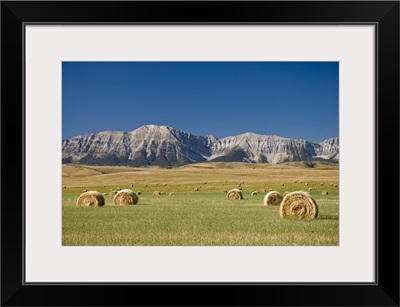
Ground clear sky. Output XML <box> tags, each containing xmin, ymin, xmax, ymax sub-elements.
<box><xmin>62</xmin><ymin>62</ymin><xmax>338</xmax><ymax>143</ymax></box>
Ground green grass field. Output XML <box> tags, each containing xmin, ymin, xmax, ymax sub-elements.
<box><xmin>62</xmin><ymin>162</ymin><xmax>339</xmax><ymax>246</ymax></box>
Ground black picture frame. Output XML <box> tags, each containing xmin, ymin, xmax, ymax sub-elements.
<box><xmin>1</xmin><ymin>1</ymin><xmax>399</xmax><ymax>306</ymax></box>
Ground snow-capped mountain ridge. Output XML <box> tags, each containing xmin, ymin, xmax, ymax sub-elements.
<box><xmin>62</xmin><ymin>125</ymin><xmax>339</xmax><ymax>166</ymax></box>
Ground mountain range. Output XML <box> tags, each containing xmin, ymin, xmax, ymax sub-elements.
<box><xmin>62</xmin><ymin>125</ymin><xmax>339</xmax><ymax>167</ymax></box>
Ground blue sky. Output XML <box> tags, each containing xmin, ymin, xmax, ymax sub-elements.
<box><xmin>62</xmin><ymin>62</ymin><xmax>338</xmax><ymax>143</ymax></box>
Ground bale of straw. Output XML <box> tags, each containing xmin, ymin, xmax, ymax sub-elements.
<box><xmin>113</xmin><ymin>189</ymin><xmax>138</xmax><ymax>205</ymax></box>
<box><xmin>76</xmin><ymin>191</ymin><xmax>105</xmax><ymax>207</ymax></box>
<box><xmin>308</xmin><ymin>188</ymin><xmax>313</xmax><ymax>192</ymax></box>
<box><xmin>169</xmin><ymin>192</ymin><xmax>175</xmax><ymax>195</ymax></box>
<box><xmin>305</xmin><ymin>183</ymin><xmax>308</xmax><ymax>186</ymax></box>
<box><xmin>153</xmin><ymin>191</ymin><xmax>161</xmax><ymax>195</ymax></box>
<box><xmin>222</xmin><ymin>190</ymin><xmax>228</xmax><ymax>193</ymax></box>
<box><xmin>194</xmin><ymin>187</ymin><xmax>200</xmax><ymax>191</ymax></box>
<box><xmin>260</xmin><ymin>189</ymin><xmax>266</xmax><ymax>193</ymax></box>
<box><xmin>251</xmin><ymin>191</ymin><xmax>259</xmax><ymax>196</ymax></box>
<box><xmin>283</xmin><ymin>191</ymin><xmax>290</xmax><ymax>197</ymax></box>
<box><xmin>320</xmin><ymin>183</ymin><xmax>324</xmax><ymax>186</ymax></box>
<box><xmin>136</xmin><ymin>191</ymin><xmax>142</xmax><ymax>195</ymax></box>
<box><xmin>280</xmin><ymin>183</ymin><xmax>284</xmax><ymax>186</ymax></box>
<box><xmin>268</xmin><ymin>188</ymin><xmax>274</xmax><ymax>192</ymax></box>
<box><xmin>321</xmin><ymin>190</ymin><xmax>329</xmax><ymax>195</ymax></box>
<box><xmin>263</xmin><ymin>191</ymin><xmax>283</xmax><ymax>206</ymax></box>
<box><xmin>109</xmin><ymin>190</ymin><xmax>117</xmax><ymax>196</ymax></box>
<box><xmin>226</xmin><ymin>188</ymin><xmax>243</xmax><ymax>200</ymax></box>
<box><xmin>334</xmin><ymin>184</ymin><xmax>338</xmax><ymax>188</ymax></box>
<box><xmin>280</xmin><ymin>191</ymin><xmax>318</xmax><ymax>219</ymax></box>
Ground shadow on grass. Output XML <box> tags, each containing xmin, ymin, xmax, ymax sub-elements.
<box><xmin>318</xmin><ymin>215</ymin><xmax>339</xmax><ymax>220</ymax></box>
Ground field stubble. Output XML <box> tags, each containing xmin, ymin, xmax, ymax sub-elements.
<box><xmin>62</xmin><ymin>162</ymin><xmax>339</xmax><ymax>246</ymax></box>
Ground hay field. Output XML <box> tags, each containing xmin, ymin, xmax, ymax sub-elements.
<box><xmin>62</xmin><ymin>162</ymin><xmax>339</xmax><ymax>246</ymax></box>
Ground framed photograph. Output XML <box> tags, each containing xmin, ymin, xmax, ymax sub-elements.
<box><xmin>1</xmin><ymin>1</ymin><xmax>399</xmax><ymax>306</ymax></box>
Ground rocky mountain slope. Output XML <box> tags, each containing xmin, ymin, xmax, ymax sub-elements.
<box><xmin>62</xmin><ymin>125</ymin><xmax>339</xmax><ymax>166</ymax></box>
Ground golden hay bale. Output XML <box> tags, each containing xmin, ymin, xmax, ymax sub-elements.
<box><xmin>76</xmin><ymin>191</ymin><xmax>105</xmax><ymax>207</ymax></box>
<box><xmin>109</xmin><ymin>190</ymin><xmax>117</xmax><ymax>196</ymax></box>
<box><xmin>268</xmin><ymin>188</ymin><xmax>274</xmax><ymax>192</ymax></box>
<box><xmin>280</xmin><ymin>191</ymin><xmax>318</xmax><ymax>219</ymax></box>
<box><xmin>153</xmin><ymin>191</ymin><xmax>161</xmax><ymax>195</ymax></box>
<box><xmin>280</xmin><ymin>183</ymin><xmax>284</xmax><ymax>186</ymax></box>
<box><xmin>305</xmin><ymin>183</ymin><xmax>308</xmax><ymax>186</ymax></box>
<box><xmin>283</xmin><ymin>191</ymin><xmax>290</xmax><ymax>197</ymax></box>
<box><xmin>194</xmin><ymin>187</ymin><xmax>200</xmax><ymax>191</ymax></box>
<box><xmin>136</xmin><ymin>191</ymin><xmax>142</xmax><ymax>195</ymax></box>
<box><xmin>334</xmin><ymin>184</ymin><xmax>338</xmax><ymax>188</ymax></box>
<box><xmin>320</xmin><ymin>183</ymin><xmax>324</xmax><ymax>186</ymax></box>
<box><xmin>222</xmin><ymin>190</ymin><xmax>228</xmax><ymax>193</ymax></box>
<box><xmin>260</xmin><ymin>189</ymin><xmax>266</xmax><ymax>193</ymax></box>
<box><xmin>169</xmin><ymin>192</ymin><xmax>175</xmax><ymax>195</ymax></box>
<box><xmin>227</xmin><ymin>189</ymin><xmax>243</xmax><ymax>200</ymax></box>
<box><xmin>113</xmin><ymin>189</ymin><xmax>138</xmax><ymax>205</ymax></box>
<box><xmin>251</xmin><ymin>191</ymin><xmax>259</xmax><ymax>196</ymax></box>
<box><xmin>263</xmin><ymin>191</ymin><xmax>283</xmax><ymax>206</ymax></box>
<box><xmin>308</xmin><ymin>188</ymin><xmax>313</xmax><ymax>191</ymax></box>
<box><xmin>321</xmin><ymin>190</ymin><xmax>329</xmax><ymax>195</ymax></box>
<box><xmin>160</xmin><ymin>191</ymin><xmax>166</xmax><ymax>195</ymax></box>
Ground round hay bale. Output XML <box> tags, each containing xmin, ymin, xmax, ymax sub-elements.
<box><xmin>260</xmin><ymin>189</ymin><xmax>266</xmax><ymax>193</ymax></box>
<box><xmin>251</xmin><ymin>191</ymin><xmax>259</xmax><ymax>196</ymax></box>
<box><xmin>136</xmin><ymin>191</ymin><xmax>142</xmax><ymax>195</ymax></box>
<box><xmin>280</xmin><ymin>183</ymin><xmax>284</xmax><ymax>186</ymax></box>
<box><xmin>305</xmin><ymin>183</ymin><xmax>308</xmax><ymax>186</ymax></box>
<box><xmin>334</xmin><ymin>184</ymin><xmax>338</xmax><ymax>188</ymax></box>
<box><xmin>227</xmin><ymin>189</ymin><xmax>243</xmax><ymax>200</ymax></box>
<box><xmin>268</xmin><ymin>188</ymin><xmax>274</xmax><ymax>192</ymax></box>
<box><xmin>280</xmin><ymin>191</ymin><xmax>318</xmax><ymax>219</ymax></box>
<box><xmin>153</xmin><ymin>191</ymin><xmax>161</xmax><ymax>195</ymax></box>
<box><xmin>263</xmin><ymin>191</ymin><xmax>283</xmax><ymax>206</ymax></box>
<box><xmin>222</xmin><ymin>190</ymin><xmax>228</xmax><ymax>193</ymax></box>
<box><xmin>321</xmin><ymin>190</ymin><xmax>329</xmax><ymax>195</ymax></box>
<box><xmin>308</xmin><ymin>188</ymin><xmax>313</xmax><ymax>192</ymax></box>
<box><xmin>320</xmin><ymin>183</ymin><xmax>324</xmax><ymax>186</ymax></box>
<box><xmin>169</xmin><ymin>192</ymin><xmax>175</xmax><ymax>195</ymax></box>
<box><xmin>109</xmin><ymin>190</ymin><xmax>117</xmax><ymax>196</ymax></box>
<box><xmin>283</xmin><ymin>191</ymin><xmax>290</xmax><ymax>197</ymax></box>
<box><xmin>113</xmin><ymin>189</ymin><xmax>138</xmax><ymax>205</ymax></box>
<box><xmin>76</xmin><ymin>191</ymin><xmax>105</xmax><ymax>207</ymax></box>
<box><xmin>194</xmin><ymin>187</ymin><xmax>200</xmax><ymax>191</ymax></box>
